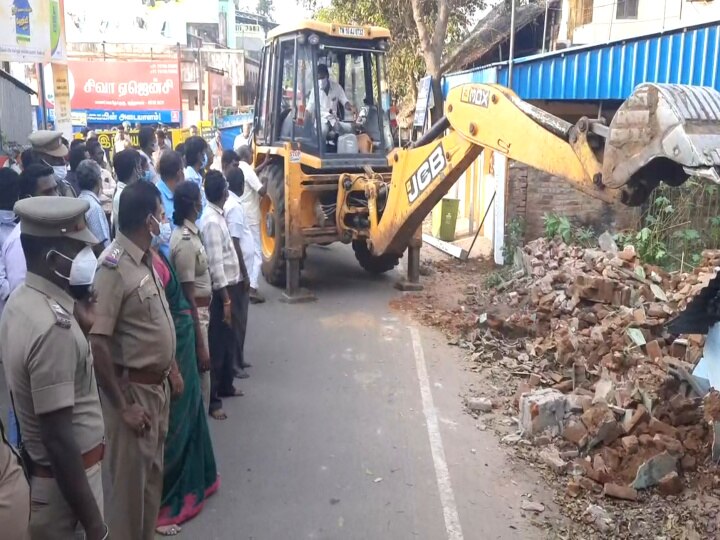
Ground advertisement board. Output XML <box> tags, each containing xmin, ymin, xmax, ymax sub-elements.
<box><xmin>68</xmin><ymin>60</ymin><xmax>181</xmax><ymax>111</ymax></box>
<box><xmin>0</xmin><ymin>0</ymin><xmax>65</xmax><ymax>63</ymax></box>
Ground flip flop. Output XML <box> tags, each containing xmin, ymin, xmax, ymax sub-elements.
<box><xmin>156</xmin><ymin>525</ymin><xmax>182</xmax><ymax>536</ymax></box>
<box><xmin>209</xmin><ymin>409</ymin><xmax>228</xmax><ymax>420</ymax></box>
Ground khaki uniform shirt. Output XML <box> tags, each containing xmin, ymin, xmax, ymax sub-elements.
<box><xmin>91</xmin><ymin>233</ymin><xmax>175</xmax><ymax>372</ymax></box>
<box><xmin>0</xmin><ymin>273</ymin><xmax>104</xmax><ymax>466</ymax></box>
<box><xmin>170</xmin><ymin>220</ymin><xmax>212</xmax><ymax>299</ymax></box>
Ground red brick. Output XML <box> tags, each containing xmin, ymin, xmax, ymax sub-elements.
<box><xmin>658</xmin><ymin>472</ymin><xmax>683</xmax><ymax>496</ymax></box>
<box><xmin>603</xmin><ymin>483</ymin><xmax>638</xmax><ymax>501</ymax></box>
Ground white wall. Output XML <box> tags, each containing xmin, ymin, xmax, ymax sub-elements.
<box><xmin>568</xmin><ymin>0</ymin><xmax>720</xmax><ymax>45</ymax></box>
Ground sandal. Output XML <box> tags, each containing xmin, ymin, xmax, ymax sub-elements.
<box><xmin>156</xmin><ymin>525</ymin><xmax>182</xmax><ymax>536</ymax></box>
<box><xmin>209</xmin><ymin>409</ymin><xmax>228</xmax><ymax>420</ymax></box>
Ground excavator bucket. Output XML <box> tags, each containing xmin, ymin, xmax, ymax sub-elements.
<box><xmin>602</xmin><ymin>83</ymin><xmax>720</xmax><ymax>206</ymax></box>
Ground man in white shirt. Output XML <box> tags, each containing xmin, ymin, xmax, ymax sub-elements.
<box><xmin>114</xmin><ymin>122</ymin><xmax>131</xmax><ymax>152</ymax></box>
<box><xmin>233</xmin><ymin>124</ymin><xmax>251</xmax><ymax>153</ymax></box>
<box><xmin>111</xmin><ymin>149</ymin><xmax>142</xmax><ymax>235</ymax></box>
<box><xmin>306</xmin><ymin>64</ymin><xmax>356</xmax><ymax>139</ymax></box>
<box><xmin>236</xmin><ymin>146</ymin><xmax>267</xmax><ymax>304</ymax></box>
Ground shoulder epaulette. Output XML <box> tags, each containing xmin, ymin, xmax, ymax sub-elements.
<box><xmin>47</xmin><ymin>299</ymin><xmax>72</xmax><ymax>329</ymax></box>
<box><xmin>182</xmin><ymin>227</ymin><xmax>191</xmax><ymax>239</ymax></box>
<box><xmin>102</xmin><ymin>245</ymin><xmax>124</xmax><ymax>268</ymax></box>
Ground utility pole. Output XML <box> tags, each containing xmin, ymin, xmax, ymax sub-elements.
<box><xmin>542</xmin><ymin>0</ymin><xmax>549</xmax><ymax>53</ymax></box>
<box><xmin>508</xmin><ymin>0</ymin><xmax>516</xmax><ymax>88</ymax></box>
<box><xmin>38</xmin><ymin>64</ymin><xmax>48</xmax><ymax>129</ymax></box>
<box><xmin>197</xmin><ymin>45</ymin><xmax>204</xmax><ymax>122</ymax></box>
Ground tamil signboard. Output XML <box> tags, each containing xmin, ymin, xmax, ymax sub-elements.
<box><xmin>69</xmin><ymin>60</ymin><xmax>181</xmax><ymax>111</ymax></box>
<box><xmin>0</xmin><ymin>0</ymin><xmax>66</xmax><ymax>63</ymax></box>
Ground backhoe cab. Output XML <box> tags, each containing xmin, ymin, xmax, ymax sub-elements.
<box><xmin>254</xmin><ymin>21</ymin><xmax>720</xmax><ymax>302</ymax></box>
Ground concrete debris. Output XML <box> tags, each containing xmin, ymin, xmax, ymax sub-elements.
<box><xmin>584</xmin><ymin>504</ymin><xmax>614</xmax><ymax>533</ymax></box>
<box><xmin>467</xmin><ymin>397</ymin><xmax>494</xmax><ymax>414</ymax></box>
<box><xmin>520</xmin><ymin>500</ymin><xmax>545</xmax><ymax>513</ymax></box>
<box><xmin>539</xmin><ymin>446</ymin><xmax>568</xmax><ymax>473</ymax></box>
<box><xmin>598</xmin><ymin>231</ymin><xmax>618</xmax><ymax>254</ymax></box>
<box><xmin>518</xmin><ymin>389</ymin><xmax>566</xmax><ymax>436</ymax></box>
<box><xmin>631</xmin><ymin>452</ymin><xmax>678</xmax><ymax>490</ymax></box>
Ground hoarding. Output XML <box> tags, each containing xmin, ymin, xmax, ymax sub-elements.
<box><xmin>0</xmin><ymin>0</ymin><xmax>65</xmax><ymax>63</ymax></box>
<box><xmin>68</xmin><ymin>60</ymin><xmax>181</xmax><ymax>111</ymax></box>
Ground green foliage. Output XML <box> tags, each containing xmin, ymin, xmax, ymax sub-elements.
<box><xmin>619</xmin><ymin>179</ymin><xmax>720</xmax><ymax>270</ymax></box>
<box><xmin>543</xmin><ymin>213</ymin><xmax>573</xmax><ymax>244</ymax></box>
<box><xmin>575</xmin><ymin>226</ymin><xmax>596</xmax><ymax>248</ymax></box>
<box><xmin>256</xmin><ymin>0</ymin><xmax>273</xmax><ymax>17</ymax></box>
<box><xmin>502</xmin><ymin>217</ymin><xmax>525</xmax><ymax>265</ymax></box>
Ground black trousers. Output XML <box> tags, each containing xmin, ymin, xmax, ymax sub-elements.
<box><xmin>208</xmin><ymin>282</ymin><xmax>249</xmax><ymax>412</ymax></box>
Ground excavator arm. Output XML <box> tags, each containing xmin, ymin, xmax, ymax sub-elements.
<box><xmin>364</xmin><ymin>83</ymin><xmax>720</xmax><ymax>257</ymax></box>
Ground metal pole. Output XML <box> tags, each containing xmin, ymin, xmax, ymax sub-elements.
<box><xmin>508</xmin><ymin>0</ymin><xmax>516</xmax><ymax>88</ymax></box>
<box><xmin>38</xmin><ymin>63</ymin><xmax>48</xmax><ymax>130</ymax></box>
<box><xmin>198</xmin><ymin>46</ymin><xmax>204</xmax><ymax>122</ymax></box>
<box><xmin>542</xmin><ymin>0</ymin><xmax>549</xmax><ymax>53</ymax></box>
<box><xmin>661</xmin><ymin>0</ymin><xmax>668</xmax><ymax>31</ymax></box>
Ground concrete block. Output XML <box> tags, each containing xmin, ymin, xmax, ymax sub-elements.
<box><xmin>519</xmin><ymin>389</ymin><xmax>566</xmax><ymax>436</ymax></box>
<box><xmin>632</xmin><ymin>451</ymin><xmax>678</xmax><ymax>490</ymax></box>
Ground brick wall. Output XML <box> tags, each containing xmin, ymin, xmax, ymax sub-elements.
<box><xmin>508</xmin><ymin>161</ymin><xmax>640</xmax><ymax>241</ymax></box>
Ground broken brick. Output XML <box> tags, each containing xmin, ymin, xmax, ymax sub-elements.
<box><xmin>623</xmin><ymin>405</ymin><xmax>649</xmax><ymax>434</ymax></box>
<box><xmin>603</xmin><ymin>483</ymin><xmax>638</xmax><ymax>501</ymax></box>
<box><xmin>621</xmin><ymin>435</ymin><xmax>639</xmax><ymax>454</ymax></box>
<box><xmin>645</xmin><ymin>340</ymin><xmax>663</xmax><ymax>361</ymax></box>
<box><xmin>649</xmin><ymin>418</ymin><xmax>680</xmax><ymax>439</ymax></box>
<box><xmin>658</xmin><ymin>471</ymin><xmax>683</xmax><ymax>496</ymax></box>
<box><xmin>563</xmin><ymin>420</ymin><xmax>588</xmax><ymax>447</ymax></box>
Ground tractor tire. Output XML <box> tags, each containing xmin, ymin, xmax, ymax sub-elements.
<box><xmin>260</xmin><ymin>162</ymin><xmax>287</xmax><ymax>287</ymax></box>
<box><xmin>352</xmin><ymin>240</ymin><xmax>401</xmax><ymax>274</ymax></box>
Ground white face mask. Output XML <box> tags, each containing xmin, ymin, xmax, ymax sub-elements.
<box><xmin>49</xmin><ymin>246</ymin><xmax>98</xmax><ymax>299</ymax></box>
<box><xmin>150</xmin><ymin>215</ymin><xmax>171</xmax><ymax>247</ymax></box>
<box><xmin>52</xmin><ymin>165</ymin><xmax>68</xmax><ymax>181</ymax></box>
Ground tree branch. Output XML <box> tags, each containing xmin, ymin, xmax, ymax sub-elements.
<box><xmin>432</xmin><ymin>0</ymin><xmax>452</xmax><ymax>56</ymax></box>
<box><xmin>410</xmin><ymin>0</ymin><xmax>433</xmax><ymax>57</ymax></box>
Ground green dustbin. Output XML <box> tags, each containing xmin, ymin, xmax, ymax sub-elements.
<box><xmin>431</xmin><ymin>198</ymin><xmax>460</xmax><ymax>242</ymax></box>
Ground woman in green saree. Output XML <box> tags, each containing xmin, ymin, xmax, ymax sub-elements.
<box><xmin>152</xmin><ymin>242</ymin><xmax>219</xmax><ymax>535</ymax></box>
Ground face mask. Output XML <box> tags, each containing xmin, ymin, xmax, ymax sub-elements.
<box><xmin>143</xmin><ymin>170</ymin><xmax>154</xmax><ymax>182</ymax></box>
<box><xmin>150</xmin><ymin>215</ymin><xmax>171</xmax><ymax>246</ymax></box>
<box><xmin>52</xmin><ymin>165</ymin><xmax>68</xmax><ymax>181</ymax></box>
<box><xmin>49</xmin><ymin>246</ymin><xmax>98</xmax><ymax>299</ymax></box>
<box><xmin>201</xmin><ymin>153</ymin><xmax>209</xmax><ymax>168</ymax></box>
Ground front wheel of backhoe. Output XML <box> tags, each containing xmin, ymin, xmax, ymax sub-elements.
<box><xmin>260</xmin><ymin>163</ymin><xmax>286</xmax><ymax>287</ymax></box>
<box><xmin>352</xmin><ymin>240</ymin><xmax>401</xmax><ymax>274</ymax></box>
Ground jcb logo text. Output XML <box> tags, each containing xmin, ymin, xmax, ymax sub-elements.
<box><xmin>406</xmin><ymin>145</ymin><xmax>446</xmax><ymax>204</ymax></box>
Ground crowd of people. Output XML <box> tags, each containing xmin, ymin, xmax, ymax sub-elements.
<box><xmin>0</xmin><ymin>124</ymin><xmax>267</xmax><ymax>539</ymax></box>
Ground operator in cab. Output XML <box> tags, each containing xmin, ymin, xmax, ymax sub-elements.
<box><xmin>306</xmin><ymin>64</ymin><xmax>356</xmax><ymax>139</ymax></box>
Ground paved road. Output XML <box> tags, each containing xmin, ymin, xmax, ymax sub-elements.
<box><xmin>0</xmin><ymin>244</ymin><xmax>558</xmax><ymax>540</ymax></box>
<box><xmin>180</xmin><ymin>245</ymin><xmax>557</xmax><ymax>540</ymax></box>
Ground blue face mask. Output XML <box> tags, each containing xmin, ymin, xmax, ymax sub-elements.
<box><xmin>201</xmin><ymin>153</ymin><xmax>209</xmax><ymax>169</ymax></box>
<box><xmin>143</xmin><ymin>170</ymin><xmax>154</xmax><ymax>182</ymax></box>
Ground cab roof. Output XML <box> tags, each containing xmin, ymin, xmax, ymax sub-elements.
<box><xmin>266</xmin><ymin>20</ymin><xmax>391</xmax><ymax>41</ymax></box>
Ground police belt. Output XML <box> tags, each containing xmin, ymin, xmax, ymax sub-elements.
<box><xmin>115</xmin><ymin>365</ymin><xmax>169</xmax><ymax>385</ymax></box>
<box><xmin>33</xmin><ymin>442</ymin><xmax>105</xmax><ymax>478</ymax></box>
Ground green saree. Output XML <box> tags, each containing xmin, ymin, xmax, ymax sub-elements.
<box><xmin>154</xmin><ymin>253</ymin><xmax>219</xmax><ymax>527</ymax></box>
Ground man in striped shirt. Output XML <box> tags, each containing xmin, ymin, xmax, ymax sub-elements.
<box><xmin>200</xmin><ymin>171</ymin><xmax>249</xmax><ymax>420</ymax></box>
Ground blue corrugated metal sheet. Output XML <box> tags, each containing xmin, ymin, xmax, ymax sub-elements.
<box><xmin>443</xmin><ymin>22</ymin><xmax>720</xmax><ymax>101</ymax></box>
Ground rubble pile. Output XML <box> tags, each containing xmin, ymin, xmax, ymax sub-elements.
<box><xmin>463</xmin><ymin>238</ymin><xmax>720</xmax><ymax>533</ymax></box>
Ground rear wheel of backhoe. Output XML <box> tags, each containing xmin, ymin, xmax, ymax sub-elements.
<box><xmin>352</xmin><ymin>240</ymin><xmax>401</xmax><ymax>274</ymax></box>
<box><xmin>260</xmin><ymin>163</ymin><xmax>286</xmax><ymax>287</ymax></box>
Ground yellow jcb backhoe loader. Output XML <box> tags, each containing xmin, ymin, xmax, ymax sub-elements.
<box><xmin>253</xmin><ymin>21</ymin><xmax>720</xmax><ymax>301</ymax></box>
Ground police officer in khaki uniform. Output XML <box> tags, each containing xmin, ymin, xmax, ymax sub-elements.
<box><xmin>27</xmin><ymin>131</ymin><xmax>75</xmax><ymax>197</ymax></box>
<box><xmin>0</xmin><ymin>197</ymin><xmax>107</xmax><ymax>540</ymax></box>
<box><xmin>169</xmin><ymin>181</ymin><xmax>212</xmax><ymax>408</ymax></box>
<box><xmin>90</xmin><ymin>180</ymin><xmax>177</xmax><ymax>540</ymax></box>
<box><xmin>0</xmin><ymin>418</ymin><xmax>29</xmax><ymax>540</ymax></box>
